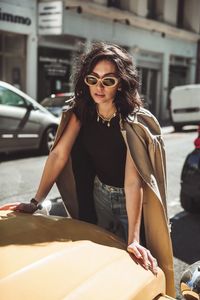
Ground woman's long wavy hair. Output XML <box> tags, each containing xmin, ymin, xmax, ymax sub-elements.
<box><xmin>72</xmin><ymin>42</ymin><xmax>142</xmax><ymax>122</ymax></box>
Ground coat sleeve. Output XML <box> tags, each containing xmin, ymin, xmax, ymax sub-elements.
<box><xmin>125</xmin><ymin>109</ymin><xmax>168</xmax><ymax>217</ymax></box>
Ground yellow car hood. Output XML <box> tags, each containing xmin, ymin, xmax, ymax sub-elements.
<box><xmin>0</xmin><ymin>211</ymin><xmax>166</xmax><ymax>300</ymax></box>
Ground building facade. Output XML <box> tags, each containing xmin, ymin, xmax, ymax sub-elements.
<box><xmin>1</xmin><ymin>0</ymin><xmax>200</xmax><ymax>122</ymax></box>
<box><xmin>0</xmin><ymin>0</ymin><xmax>37</xmax><ymax>98</ymax></box>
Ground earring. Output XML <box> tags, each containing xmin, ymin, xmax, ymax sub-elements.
<box><xmin>118</xmin><ymin>87</ymin><xmax>122</xmax><ymax>91</ymax></box>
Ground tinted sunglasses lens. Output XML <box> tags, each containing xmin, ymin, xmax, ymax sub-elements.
<box><xmin>102</xmin><ymin>77</ymin><xmax>117</xmax><ymax>87</ymax></box>
<box><xmin>85</xmin><ymin>76</ymin><xmax>97</xmax><ymax>86</ymax></box>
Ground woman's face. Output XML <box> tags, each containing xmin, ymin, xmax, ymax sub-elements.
<box><xmin>87</xmin><ymin>60</ymin><xmax>119</xmax><ymax>106</ymax></box>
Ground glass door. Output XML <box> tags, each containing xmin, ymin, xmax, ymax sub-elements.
<box><xmin>0</xmin><ymin>31</ymin><xmax>26</xmax><ymax>92</ymax></box>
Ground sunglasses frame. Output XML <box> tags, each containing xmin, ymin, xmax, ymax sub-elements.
<box><xmin>84</xmin><ymin>75</ymin><xmax>119</xmax><ymax>88</ymax></box>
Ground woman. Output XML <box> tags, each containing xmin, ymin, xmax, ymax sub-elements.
<box><xmin>14</xmin><ymin>43</ymin><xmax>175</xmax><ymax>296</ymax></box>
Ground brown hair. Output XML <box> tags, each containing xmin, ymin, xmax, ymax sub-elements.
<box><xmin>72</xmin><ymin>42</ymin><xmax>142</xmax><ymax>122</ymax></box>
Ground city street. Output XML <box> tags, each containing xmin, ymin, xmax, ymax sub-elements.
<box><xmin>164</xmin><ymin>128</ymin><xmax>199</xmax><ymax>299</ymax></box>
<box><xmin>0</xmin><ymin>127</ymin><xmax>199</xmax><ymax>299</ymax></box>
<box><xmin>1</xmin><ymin>0</ymin><xmax>200</xmax><ymax>299</ymax></box>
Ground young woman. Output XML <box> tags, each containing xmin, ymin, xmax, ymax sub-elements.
<box><xmin>14</xmin><ymin>43</ymin><xmax>175</xmax><ymax>295</ymax></box>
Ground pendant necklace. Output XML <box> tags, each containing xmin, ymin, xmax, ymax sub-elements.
<box><xmin>96</xmin><ymin>107</ymin><xmax>117</xmax><ymax>127</ymax></box>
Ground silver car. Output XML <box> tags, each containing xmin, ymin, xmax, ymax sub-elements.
<box><xmin>0</xmin><ymin>81</ymin><xmax>59</xmax><ymax>154</ymax></box>
<box><xmin>41</xmin><ymin>92</ymin><xmax>74</xmax><ymax>117</ymax></box>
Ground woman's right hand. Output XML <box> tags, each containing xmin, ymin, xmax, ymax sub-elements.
<box><xmin>127</xmin><ymin>241</ymin><xmax>158</xmax><ymax>275</ymax></box>
<box><xmin>13</xmin><ymin>202</ymin><xmax>39</xmax><ymax>214</ymax></box>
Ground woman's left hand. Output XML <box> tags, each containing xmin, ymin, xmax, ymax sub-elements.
<box><xmin>127</xmin><ymin>241</ymin><xmax>158</xmax><ymax>275</ymax></box>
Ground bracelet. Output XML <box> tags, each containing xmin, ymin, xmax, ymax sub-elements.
<box><xmin>30</xmin><ymin>198</ymin><xmax>42</xmax><ymax>210</ymax></box>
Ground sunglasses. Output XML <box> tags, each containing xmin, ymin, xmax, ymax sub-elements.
<box><xmin>84</xmin><ymin>75</ymin><xmax>119</xmax><ymax>88</ymax></box>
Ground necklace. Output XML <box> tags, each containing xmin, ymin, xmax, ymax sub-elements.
<box><xmin>96</xmin><ymin>108</ymin><xmax>117</xmax><ymax>127</ymax></box>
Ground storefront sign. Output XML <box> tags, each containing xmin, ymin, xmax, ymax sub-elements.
<box><xmin>39</xmin><ymin>56</ymin><xmax>69</xmax><ymax>64</ymax></box>
<box><xmin>44</xmin><ymin>63</ymin><xmax>67</xmax><ymax>77</ymax></box>
<box><xmin>0</xmin><ymin>2</ymin><xmax>35</xmax><ymax>34</ymax></box>
<box><xmin>38</xmin><ymin>1</ymin><xmax>63</xmax><ymax>35</ymax></box>
<box><xmin>0</xmin><ymin>8</ymin><xmax>31</xmax><ymax>25</ymax></box>
<box><xmin>39</xmin><ymin>56</ymin><xmax>68</xmax><ymax>77</ymax></box>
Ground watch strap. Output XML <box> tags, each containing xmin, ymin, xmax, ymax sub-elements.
<box><xmin>30</xmin><ymin>198</ymin><xmax>42</xmax><ymax>210</ymax></box>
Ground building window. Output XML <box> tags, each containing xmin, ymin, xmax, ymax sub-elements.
<box><xmin>177</xmin><ymin>0</ymin><xmax>185</xmax><ymax>28</ymax></box>
<box><xmin>138</xmin><ymin>67</ymin><xmax>159</xmax><ymax>117</ymax></box>
<box><xmin>107</xmin><ymin>0</ymin><xmax>121</xmax><ymax>9</ymax></box>
<box><xmin>196</xmin><ymin>40</ymin><xmax>200</xmax><ymax>83</ymax></box>
<box><xmin>147</xmin><ymin>0</ymin><xmax>158</xmax><ymax>20</ymax></box>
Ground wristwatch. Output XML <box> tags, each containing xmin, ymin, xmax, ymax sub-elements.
<box><xmin>30</xmin><ymin>198</ymin><xmax>42</xmax><ymax>210</ymax></box>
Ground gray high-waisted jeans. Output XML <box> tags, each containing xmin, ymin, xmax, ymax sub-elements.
<box><xmin>93</xmin><ymin>176</ymin><xmax>128</xmax><ymax>242</ymax></box>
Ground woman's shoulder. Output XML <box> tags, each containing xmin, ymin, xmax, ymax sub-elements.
<box><xmin>126</xmin><ymin>107</ymin><xmax>162</xmax><ymax>136</ymax></box>
<box><xmin>128</xmin><ymin>107</ymin><xmax>159</xmax><ymax>123</ymax></box>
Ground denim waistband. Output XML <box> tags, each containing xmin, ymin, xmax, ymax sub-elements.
<box><xmin>94</xmin><ymin>176</ymin><xmax>125</xmax><ymax>194</ymax></box>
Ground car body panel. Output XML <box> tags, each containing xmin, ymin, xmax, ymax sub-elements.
<box><xmin>170</xmin><ymin>84</ymin><xmax>200</xmax><ymax>128</ymax></box>
<box><xmin>0</xmin><ymin>81</ymin><xmax>59</xmax><ymax>153</ymax></box>
<box><xmin>0</xmin><ymin>104</ymin><xmax>41</xmax><ymax>150</ymax></box>
<box><xmin>0</xmin><ymin>211</ymin><xmax>172</xmax><ymax>300</ymax></box>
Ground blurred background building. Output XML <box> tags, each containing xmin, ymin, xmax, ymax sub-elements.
<box><xmin>0</xmin><ymin>0</ymin><xmax>200</xmax><ymax>123</ymax></box>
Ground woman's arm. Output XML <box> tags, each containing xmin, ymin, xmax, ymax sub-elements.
<box><xmin>124</xmin><ymin>149</ymin><xmax>158</xmax><ymax>275</ymax></box>
<box><xmin>34</xmin><ymin>113</ymin><xmax>80</xmax><ymax>202</ymax></box>
<box><xmin>124</xmin><ymin>148</ymin><xmax>143</xmax><ymax>245</ymax></box>
<box><xmin>14</xmin><ymin>113</ymin><xmax>81</xmax><ymax>213</ymax></box>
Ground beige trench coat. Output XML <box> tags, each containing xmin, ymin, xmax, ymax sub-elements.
<box><xmin>51</xmin><ymin>107</ymin><xmax>175</xmax><ymax>297</ymax></box>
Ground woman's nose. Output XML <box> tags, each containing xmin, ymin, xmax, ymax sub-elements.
<box><xmin>96</xmin><ymin>79</ymin><xmax>104</xmax><ymax>89</ymax></box>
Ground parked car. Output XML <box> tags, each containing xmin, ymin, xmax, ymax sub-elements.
<box><xmin>180</xmin><ymin>126</ymin><xmax>200</xmax><ymax>213</ymax></box>
<box><xmin>40</xmin><ymin>92</ymin><xmax>74</xmax><ymax>117</ymax></box>
<box><xmin>170</xmin><ymin>84</ymin><xmax>200</xmax><ymax>132</ymax></box>
<box><xmin>0</xmin><ymin>81</ymin><xmax>59</xmax><ymax>154</ymax></box>
<box><xmin>0</xmin><ymin>205</ymin><xmax>177</xmax><ymax>300</ymax></box>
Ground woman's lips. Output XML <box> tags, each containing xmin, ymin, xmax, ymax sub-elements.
<box><xmin>95</xmin><ymin>93</ymin><xmax>105</xmax><ymax>97</ymax></box>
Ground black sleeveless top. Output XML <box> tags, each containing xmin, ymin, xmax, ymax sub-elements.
<box><xmin>80</xmin><ymin>112</ymin><xmax>127</xmax><ymax>187</ymax></box>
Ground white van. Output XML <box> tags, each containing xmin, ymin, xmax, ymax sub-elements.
<box><xmin>170</xmin><ymin>84</ymin><xmax>200</xmax><ymax>131</ymax></box>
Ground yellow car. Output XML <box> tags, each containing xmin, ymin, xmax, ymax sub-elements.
<box><xmin>0</xmin><ymin>209</ymin><xmax>178</xmax><ymax>300</ymax></box>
